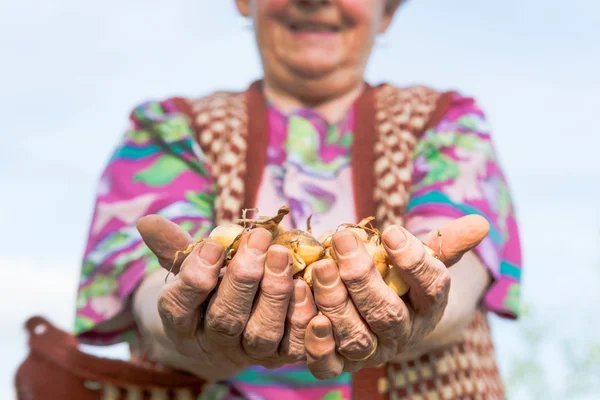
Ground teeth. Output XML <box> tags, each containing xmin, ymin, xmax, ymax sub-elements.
<box><xmin>289</xmin><ymin>23</ymin><xmax>338</xmax><ymax>32</ymax></box>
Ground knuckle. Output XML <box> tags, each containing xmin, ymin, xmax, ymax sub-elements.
<box><xmin>364</xmin><ymin>300</ymin><xmax>407</xmax><ymax>334</ymax></box>
<box><xmin>228</xmin><ymin>259</ymin><xmax>264</xmax><ymax>287</ymax></box>
<box><xmin>157</xmin><ymin>290</ymin><xmax>189</xmax><ymax>331</ymax></box>
<box><xmin>243</xmin><ymin>324</ymin><xmax>281</xmax><ymax>356</ymax></box>
<box><xmin>156</xmin><ymin>290</ymin><xmax>173</xmax><ymax>316</ymax></box>
<box><xmin>260</xmin><ymin>286</ymin><xmax>292</xmax><ymax>306</ymax></box>
<box><xmin>179</xmin><ymin>265</ymin><xmax>219</xmax><ymax>294</ymax></box>
<box><xmin>339</xmin><ymin>259</ymin><xmax>374</xmax><ymax>291</ymax></box>
<box><xmin>338</xmin><ymin>328</ymin><xmax>374</xmax><ymax>357</ymax></box>
<box><xmin>223</xmin><ymin>273</ymin><xmax>262</xmax><ymax>304</ymax></box>
<box><xmin>440</xmin><ymin>269</ymin><xmax>452</xmax><ymax>291</ymax></box>
<box><xmin>411</xmin><ymin>248</ymin><xmax>429</xmax><ymax>275</ymax></box>
<box><xmin>287</xmin><ymin>310</ymin><xmax>313</xmax><ymax>330</ymax></box>
<box><xmin>317</xmin><ymin>296</ymin><xmax>350</xmax><ymax>317</ymax></box>
<box><xmin>281</xmin><ymin>335</ymin><xmax>306</xmax><ymax>362</ymax></box>
<box><xmin>205</xmin><ymin>309</ymin><xmax>245</xmax><ymax>339</ymax></box>
<box><xmin>397</xmin><ymin>243</ymin><xmax>428</xmax><ymax>273</ymax></box>
<box><xmin>426</xmin><ymin>269</ymin><xmax>451</xmax><ymax>298</ymax></box>
<box><xmin>406</xmin><ymin>256</ymin><xmax>441</xmax><ymax>292</ymax></box>
<box><xmin>420</xmin><ymin>270</ymin><xmax>451</xmax><ymax>312</ymax></box>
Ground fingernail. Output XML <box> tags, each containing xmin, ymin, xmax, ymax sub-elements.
<box><xmin>314</xmin><ymin>262</ymin><xmax>338</xmax><ymax>286</ymax></box>
<box><xmin>198</xmin><ymin>241</ymin><xmax>223</xmax><ymax>265</ymax></box>
<box><xmin>293</xmin><ymin>281</ymin><xmax>307</xmax><ymax>303</ymax></box>
<box><xmin>333</xmin><ymin>231</ymin><xmax>358</xmax><ymax>256</ymax></box>
<box><xmin>266</xmin><ymin>247</ymin><xmax>290</xmax><ymax>275</ymax></box>
<box><xmin>383</xmin><ymin>226</ymin><xmax>407</xmax><ymax>250</ymax></box>
<box><xmin>247</xmin><ymin>229</ymin><xmax>271</xmax><ymax>255</ymax></box>
<box><xmin>313</xmin><ymin>323</ymin><xmax>331</xmax><ymax>338</ymax></box>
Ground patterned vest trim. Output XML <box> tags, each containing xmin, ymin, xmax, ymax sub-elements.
<box><xmin>183</xmin><ymin>80</ymin><xmax>451</xmax><ymax>227</ymax></box>
<box><xmin>178</xmin><ymin>80</ymin><xmax>506</xmax><ymax>399</ymax></box>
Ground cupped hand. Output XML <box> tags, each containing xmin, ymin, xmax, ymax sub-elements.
<box><xmin>303</xmin><ymin>215</ymin><xmax>489</xmax><ymax>379</ymax></box>
<box><xmin>136</xmin><ymin>216</ymin><xmax>317</xmax><ymax>377</ymax></box>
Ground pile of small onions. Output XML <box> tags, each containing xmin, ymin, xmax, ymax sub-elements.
<box><xmin>175</xmin><ymin>206</ymin><xmax>439</xmax><ymax>297</ymax></box>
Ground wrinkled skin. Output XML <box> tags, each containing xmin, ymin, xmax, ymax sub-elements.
<box><xmin>137</xmin><ymin>213</ymin><xmax>489</xmax><ymax>380</ymax></box>
<box><xmin>304</xmin><ymin>216</ymin><xmax>490</xmax><ymax>379</ymax></box>
<box><xmin>137</xmin><ymin>217</ymin><xmax>318</xmax><ymax>373</ymax></box>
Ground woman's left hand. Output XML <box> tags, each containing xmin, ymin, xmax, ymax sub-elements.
<box><xmin>303</xmin><ymin>216</ymin><xmax>489</xmax><ymax>379</ymax></box>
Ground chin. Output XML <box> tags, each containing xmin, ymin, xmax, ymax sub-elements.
<box><xmin>290</xmin><ymin>66</ymin><xmax>336</xmax><ymax>80</ymax></box>
<box><xmin>286</xmin><ymin>58</ymin><xmax>341</xmax><ymax>80</ymax></box>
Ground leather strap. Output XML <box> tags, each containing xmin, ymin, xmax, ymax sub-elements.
<box><xmin>15</xmin><ymin>316</ymin><xmax>208</xmax><ymax>399</ymax></box>
<box><xmin>243</xmin><ymin>80</ymin><xmax>270</xmax><ymax>211</ymax></box>
<box><xmin>351</xmin><ymin>83</ymin><xmax>377</xmax><ymax>224</ymax></box>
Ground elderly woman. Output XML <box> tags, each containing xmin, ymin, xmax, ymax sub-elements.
<box><xmin>75</xmin><ymin>0</ymin><xmax>522</xmax><ymax>399</ymax></box>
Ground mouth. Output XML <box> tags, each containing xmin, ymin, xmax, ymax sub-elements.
<box><xmin>287</xmin><ymin>22</ymin><xmax>341</xmax><ymax>34</ymax></box>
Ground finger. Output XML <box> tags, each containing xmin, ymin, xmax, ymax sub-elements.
<box><xmin>423</xmin><ymin>215</ymin><xmax>490</xmax><ymax>267</ymax></box>
<box><xmin>382</xmin><ymin>226</ymin><xmax>451</xmax><ymax>316</ymax></box>
<box><xmin>242</xmin><ymin>245</ymin><xmax>294</xmax><ymax>363</ymax></box>
<box><xmin>157</xmin><ymin>240</ymin><xmax>223</xmax><ymax>355</ymax></box>
<box><xmin>280</xmin><ymin>279</ymin><xmax>318</xmax><ymax>363</ymax></box>
<box><xmin>332</xmin><ymin>231</ymin><xmax>409</xmax><ymax>359</ymax></box>
<box><xmin>137</xmin><ymin>215</ymin><xmax>194</xmax><ymax>275</ymax></box>
<box><xmin>311</xmin><ymin>259</ymin><xmax>378</xmax><ymax>365</ymax></box>
<box><xmin>204</xmin><ymin>228</ymin><xmax>271</xmax><ymax>348</ymax></box>
<box><xmin>305</xmin><ymin>314</ymin><xmax>344</xmax><ymax>380</ymax></box>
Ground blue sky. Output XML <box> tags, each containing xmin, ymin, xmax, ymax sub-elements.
<box><xmin>1</xmin><ymin>1</ymin><xmax>599</xmax><ymax>398</ymax></box>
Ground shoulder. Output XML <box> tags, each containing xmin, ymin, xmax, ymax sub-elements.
<box><xmin>377</xmin><ymin>82</ymin><xmax>489</xmax><ymax>127</ymax></box>
<box><xmin>401</xmin><ymin>84</ymin><xmax>493</xmax><ymax>141</ymax></box>
<box><xmin>431</xmin><ymin>90</ymin><xmax>490</xmax><ymax>130</ymax></box>
<box><xmin>423</xmin><ymin>91</ymin><xmax>494</xmax><ymax>149</ymax></box>
<box><xmin>375</xmin><ymin>84</ymin><xmax>498</xmax><ymax>157</ymax></box>
<box><xmin>409</xmin><ymin>89</ymin><xmax>499</xmax><ymax>165</ymax></box>
<box><xmin>124</xmin><ymin>88</ymin><xmax>247</xmax><ymax>143</ymax></box>
<box><xmin>372</xmin><ymin>83</ymin><xmax>485</xmax><ymax>138</ymax></box>
<box><xmin>128</xmin><ymin>89</ymin><xmax>245</xmax><ymax>127</ymax></box>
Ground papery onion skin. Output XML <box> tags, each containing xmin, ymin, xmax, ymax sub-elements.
<box><xmin>272</xmin><ymin>230</ymin><xmax>326</xmax><ymax>275</ymax></box>
<box><xmin>208</xmin><ymin>223</ymin><xmax>245</xmax><ymax>249</ymax></box>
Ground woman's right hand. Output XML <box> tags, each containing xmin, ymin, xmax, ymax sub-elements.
<box><xmin>136</xmin><ymin>216</ymin><xmax>318</xmax><ymax>380</ymax></box>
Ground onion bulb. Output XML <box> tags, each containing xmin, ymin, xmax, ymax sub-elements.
<box><xmin>272</xmin><ymin>230</ymin><xmax>326</xmax><ymax>275</ymax></box>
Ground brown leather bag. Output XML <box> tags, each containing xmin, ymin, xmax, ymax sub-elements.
<box><xmin>14</xmin><ymin>316</ymin><xmax>211</xmax><ymax>400</ymax></box>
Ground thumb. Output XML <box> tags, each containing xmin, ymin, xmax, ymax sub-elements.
<box><xmin>136</xmin><ymin>215</ymin><xmax>194</xmax><ymax>275</ymax></box>
<box><xmin>423</xmin><ymin>215</ymin><xmax>490</xmax><ymax>268</ymax></box>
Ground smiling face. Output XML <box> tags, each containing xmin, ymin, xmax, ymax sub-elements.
<box><xmin>236</xmin><ymin>0</ymin><xmax>400</xmax><ymax>104</ymax></box>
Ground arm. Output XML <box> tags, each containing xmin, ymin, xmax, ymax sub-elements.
<box><xmin>394</xmin><ymin>92</ymin><xmax>523</xmax><ymax>358</ymax></box>
<box><xmin>74</xmin><ymin>98</ymin><xmax>220</xmax><ymax>371</ymax></box>
<box><xmin>79</xmin><ymin>97</ymin><xmax>319</xmax><ymax>382</ymax></box>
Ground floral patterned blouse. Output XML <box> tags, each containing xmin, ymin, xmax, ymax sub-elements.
<box><xmin>74</xmin><ymin>87</ymin><xmax>522</xmax><ymax>399</ymax></box>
